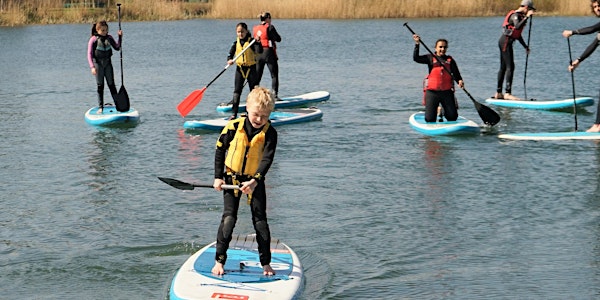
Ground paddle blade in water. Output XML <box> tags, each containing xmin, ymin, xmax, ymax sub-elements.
<box><xmin>473</xmin><ymin>100</ymin><xmax>501</xmax><ymax>126</ymax></box>
<box><xmin>115</xmin><ymin>86</ymin><xmax>130</xmax><ymax>112</ymax></box>
<box><xmin>177</xmin><ymin>87</ymin><xmax>206</xmax><ymax>117</ymax></box>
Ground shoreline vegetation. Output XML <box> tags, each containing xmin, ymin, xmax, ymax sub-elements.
<box><xmin>0</xmin><ymin>0</ymin><xmax>592</xmax><ymax>27</ymax></box>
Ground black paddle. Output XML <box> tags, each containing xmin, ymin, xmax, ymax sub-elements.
<box><xmin>524</xmin><ymin>16</ymin><xmax>532</xmax><ymax>101</ymax></box>
<box><xmin>115</xmin><ymin>3</ymin><xmax>130</xmax><ymax>112</ymax></box>
<box><xmin>567</xmin><ymin>37</ymin><xmax>578</xmax><ymax>131</ymax></box>
<box><xmin>158</xmin><ymin>177</ymin><xmax>240</xmax><ymax>190</ymax></box>
<box><xmin>404</xmin><ymin>23</ymin><xmax>501</xmax><ymax>126</ymax></box>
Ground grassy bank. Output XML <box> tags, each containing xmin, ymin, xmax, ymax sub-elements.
<box><xmin>0</xmin><ymin>0</ymin><xmax>592</xmax><ymax>26</ymax></box>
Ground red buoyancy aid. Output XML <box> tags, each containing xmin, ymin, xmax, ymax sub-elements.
<box><xmin>502</xmin><ymin>10</ymin><xmax>525</xmax><ymax>39</ymax></box>
<box><xmin>252</xmin><ymin>23</ymin><xmax>272</xmax><ymax>48</ymax></box>
<box><xmin>425</xmin><ymin>55</ymin><xmax>454</xmax><ymax>92</ymax></box>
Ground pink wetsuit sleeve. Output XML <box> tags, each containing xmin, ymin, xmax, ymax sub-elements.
<box><xmin>87</xmin><ymin>36</ymin><xmax>96</xmax><ymax>69</ymax></box>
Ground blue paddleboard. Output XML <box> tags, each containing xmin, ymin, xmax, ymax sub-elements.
<box><xmin>484</xmin><ymin>97</ymin><xmax>594</xmax><ymax>110</ymax></box>
<box><xmin>84</xmin><ymin>105</ymin><xmax>140</xmax><ymax>126</ymax></box>
<box><xmin>169</xmin><ymin>234</ymin><xmax>303</xmax><ymax>300</ymax></box>
<box><xmin>409</xmin><ymin>112</ymin><xmax>480</xmax><ymax>136</ymax></box>
<box><xmin>184</xmin><ymin>108</ymin><xmax>323</xmax><ymax>131</ymax></box>
<box><xmin>216</xmin><ymin>91</ymin><xmax>330</xmax><ymax>113</ymax></box>
<box><xmin>499</xmin><ymin>131</ymin><xmax>600</xmax><ymax>140</ymax></box>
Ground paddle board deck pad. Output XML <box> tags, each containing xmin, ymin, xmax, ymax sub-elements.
<box><xmin>169</xmin><ymin>234</ymin><xmax>303</xmax><ymax>300</ymax></box>
<box><xmin>184</xmin><ymin>108</ymin><xmax>323</xmax><ymax>131</ymax></box>
<box><xmin>409</xmin><ymin>112</ymin><xmax>480</xmax><ymax>136</ymax></box>
<box><xmin>484</xmin><ymin>97</ymin><xmax>594</xmax><ymax>110</ymax></box>
<box><xmin>84</xmin><ymin>105</ymin><xmax>140</xmax><ymax>126</ymax></box>
<box><xmin>216</xmin><ymin>91</ymin><xmax>330</xmax><ymax>113</ymax></box>
<box><xmin>498</xmin><ymin>131</ymin><xmax>600</xmax><ymax>140</ymax></box>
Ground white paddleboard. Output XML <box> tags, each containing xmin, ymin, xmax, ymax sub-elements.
<box><xmin>184</xmin><ymin>108</ymin><xmax>322</xmax><ymax>131</ymax></box>
<box><xmin>169</xmin><ymin>234</ymin><xmax>303</xmax><ymax>300</ymax></box>
<box><xmin>484</xmin><ymin>97</ymin><xmax>594</xmax><ymax>110</ymax></box>
<box><xmin>217</xmin><ymin>91</ymin><xmax>330</xmax><ymax>113</ymax></box>
<box><xmin>84</xmin><ymin>104</ymin><xmax>140</xmax><ymax>126</ymax></box>
<box><xmin>409</xmin><ymin>112</ymin><xmax>480</xmax><ymax>136</ymax></box>
<box><xmin>499</xmin><ymin>131</ymin><xmax>600</xmax><ymax>140</ymax></box>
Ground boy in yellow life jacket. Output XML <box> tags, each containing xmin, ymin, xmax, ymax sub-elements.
<box><xmin>227</xmin><ymin>22</ymin><xmax>263</xmax><ymax>120</ymax></box>
<box><xmin>212</xmin><ymin>87</ymin><xmax>277</xmax><ymax>276</ymax></box>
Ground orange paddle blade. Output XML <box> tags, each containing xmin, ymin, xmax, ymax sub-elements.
<box><xmin>177</xmin><ymin>87</ymin><xmax>206</xmax><ymax>117</ymax></box>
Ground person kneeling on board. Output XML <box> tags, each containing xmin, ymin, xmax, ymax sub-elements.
<box><xmin>413</xmin><ymin>35</ymin><xmax>464</xmax><ymax>122</ymax></box>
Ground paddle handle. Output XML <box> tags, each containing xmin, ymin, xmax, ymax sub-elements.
<box><xmin>192</xmin><ymin>183</ymin><xmax>239</xmax><ymax>190</ymax></box>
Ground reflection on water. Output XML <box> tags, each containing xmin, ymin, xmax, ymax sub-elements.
<box><xmin>87</xmin><ymin>128</ymin><xmax>129</xmax><ymax>193</ymax></box>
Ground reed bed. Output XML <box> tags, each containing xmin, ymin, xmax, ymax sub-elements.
<box><xmin>209</xmin><ymin>0</ymin><xmax>590</xmax><ymax>18</ymax></box>
<box><xmin>0</xmin><ymin>0</ymin><xmax>593</xmax><ymax>27</ymax></box>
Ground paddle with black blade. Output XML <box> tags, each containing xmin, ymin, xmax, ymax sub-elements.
<box><xmin>523</xmin><ymin>15</ymin><xmax>533</xmax><ymax>101</ymax></box>
<box><xmin>567</xmin><ymin>37</ymin><xmax>579</xmax><ymax>131</ymax></box>
<box><xmin>115</xmin><ymin>3</ymin><xmax>130</xmax><ymax>112</ymax></box>
<box><xmin>158</xmin><ymin>177</ymin><xmax>240</xmax><ymax>190</ymax></box>
<box><xmin>177</xmin><ymin>39</ymin><xmax>257</xmax><ymax>118</ymax></box>
<box><xmin>404</xmin><ymin>23</ymin><xmax>501</xmax><ymax>126</ymax></box>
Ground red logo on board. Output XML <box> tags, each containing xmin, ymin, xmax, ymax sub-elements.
<box><xmin>211</xmin><ymin>293</ymin><xmax>249</xmax><ymax>300</ymax></box>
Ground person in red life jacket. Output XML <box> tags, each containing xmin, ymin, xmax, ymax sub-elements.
<box><xmin>495</xmin><ymin>0</ymin><xmax>535</xmax><ymax>100</ymax></box>
<box><xmin>227</xmin><ymin>22</ymin><xmax>263</xmax><ymax>120</ymax></box>
<box><xmin>413</xmin><ymin>35</ymin><xmax>464</xmax><ymax>123</ymax></box>
<box><xmin>212</xmin><ymin>87</ymin><xmax>278</xmax><ymax>277</ymax></box>
<box><xmin>253</xmin><ymin>12</ymin><xmax>282</xmax><ymax>100</ymax></box>
<box><xmin>563</xmin><ymin>0</ymin><xmax>600</xmax><ymax>132</ymax></box>
<box><xmin>87</xmin><ymin>20</ymin><xmax>122</xmax><ymax>114</ymax></box>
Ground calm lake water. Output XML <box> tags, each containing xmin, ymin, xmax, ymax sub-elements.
<box><xmin>2</xmin><ymin>17</ymin><xmax>600</xmax><ymax>299</ymax></box>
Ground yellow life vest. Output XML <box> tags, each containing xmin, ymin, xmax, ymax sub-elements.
<box><xmin>235</xmin><ymin>37</ymin><xmax>258</xmax><ymax>67</ymax></box>
<box><xmin>223</xmin><ymin>118</ymin><xmax>269</xmax><ymax>176</ymax></box>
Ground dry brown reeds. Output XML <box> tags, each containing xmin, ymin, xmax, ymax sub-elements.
<box><xmin>0</xmin><ymin>0</ymin><xmax>592</xmax><ymax>27</ymax></box>
<box><xmin>209</xmin><ymin>0</ymin><xmax>590</xmax><ymax>18</ymax></box>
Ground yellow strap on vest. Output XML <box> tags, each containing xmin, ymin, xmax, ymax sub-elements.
<box><xmin>227</xmin><ymin>169</ymin><xmax>252</xmax><ymax>205</ymax></box>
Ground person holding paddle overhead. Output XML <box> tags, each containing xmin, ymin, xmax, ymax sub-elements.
<box><xmin>212</xmin><ymin>87</ymin><xmax>278</xmax><ymax>276</ymax></box>
<box><xmin>413</xmin><ymin>35</ymin><xmax>464</xmax><ymax>123</ymax></box>
<box><xmin>253</xmin><ymin>12</ymin><xmax>282</xmax><ymax>100</ymax></box>
<box><xmin>227</xmin><ymin>22</ymin><xmax>263</xmax><ymax>120</ymax></box>
<box><xmin>494</xmin><ymin>0</ymin><xmax>535</xmax><ymax>100</ymax></box>
<box><xmin>562</xmin><ymin>0</ymin><xmax>600</xmax><ymax>132</ymax></box>
<box><xmin>87</xmin><ymin>21</ymin><xmax>122</xmax><ymax>114</ymax></box>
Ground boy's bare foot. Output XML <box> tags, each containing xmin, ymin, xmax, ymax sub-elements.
<box><xmin>586</xmin><ymin>124</ymin><xmax>600</xmax><ymax>132</ymax></box>
<box><xmin>503</xmin><ymin>93</ymin><xmax>521</xmax><ymax>100</ymax></box>
<box><xmin>494</xmin><ymin>92</ymin><xmax>503</xmax><ymax>99</ymax></box>
<box><xmin>212</xmin><ymin>262</ymin><xmax>225</xmax><ymax>275</ymax></box>
<box><xmin>97</xmin><ymin>108</ymin><xmax>103</xmax><ymax>114</ymax></box>
<box><xmin>263</xmin><ymin>264</ymin><xmax>275</xmax><ymax>276</ymax></box>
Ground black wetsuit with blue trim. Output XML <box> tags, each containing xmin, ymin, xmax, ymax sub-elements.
<box><xmin>569</xmin><ymin>20</ymin><xmax>600</xmax><ymax>124</ymax></box>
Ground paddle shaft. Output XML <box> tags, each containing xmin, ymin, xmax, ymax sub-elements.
<box><xmin>524</xmin><ymin>16</ymin><xmax>532</xmax><ymax>101</ymax></box>
<box><xmin>117</xmin><ymin>3</ymin><xmax>123</xmax><ymax>84</ymax></box>
<box><xmin>567</xmin><ymin>37</ymin><xmax>578</xmax><ymax>131</ymax></box>
<box><xmin>158</xmin><ymin>177</ymin><xmax>240</xmax><ymax>190</ymax></box>
<box><xmin>207</xmin><ymin>39</ymin><xmax>257</xmax><ymax>89</ymax></box>
<box><xmin>404</xmin><ymin>23</ymin><xmax>500</xmax><ymax>126</ymax></box>
<box><xmin>191</xmin><ymin>183</ymin><xmax>239</xmax><ymax>190</ymax></box>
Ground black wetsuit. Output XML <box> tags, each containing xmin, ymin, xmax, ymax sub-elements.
<box><xmin>570</xmin><ymin>20</ymin><xmax>600</xmax><ymax>124</ymax></box>
<box><xmin>227</xmin><ymin>35</ymin><xmax>263</xmax><ymax>118</ymax></box>
<box><xmin>413</xmin><ymin>44</ymin><xmax>462</xmax><ymax>122</ymax></box>
<box><xmin>88</xmin><ymin>34</ymin><xmax>121</xmax><ymax>107</ymax></box>
<box><xmin>213</xmin><ymin>118</ymin><xmax>277</xmax><ymax>267</ymax></box>
<box><xmin>255</xmin><ymin>23</ymin><xmax>282</xmax><ymax>98</ymax></box>
<box><xmin>497</xmin><ymin>10</ymin><xmax>529</xmax><ymax>95</ymax></box>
